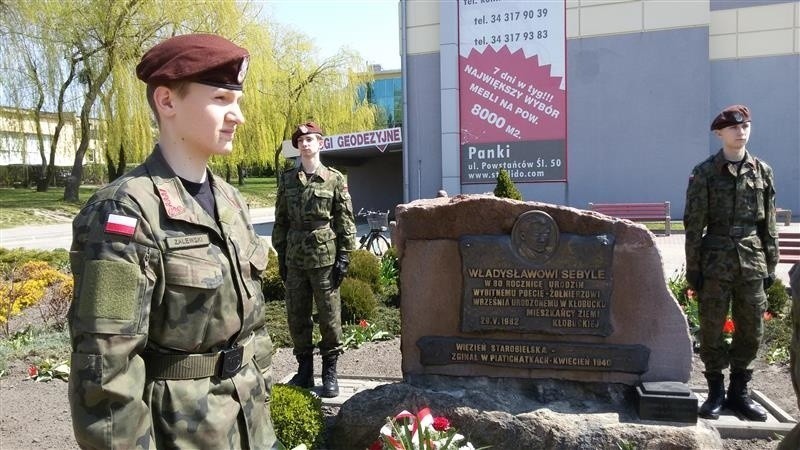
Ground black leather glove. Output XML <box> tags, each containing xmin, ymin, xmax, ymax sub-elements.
<box><xmin>331</xmin><ymin>253</ymin><xmax>349</xmax><ymax>289</ymax></box>
<box><xmin>686</xmin><ymin>270</ymin><xmax>704</xmax><ymax>291</ymax></box>
<box><xmin>279</xmin><ymin>258</ymin><xmax>287</xmax><ymax>282</ymax></box>
<box><xmin>764</xmin><ymin>273</ymin><xmax>776</xmax><ymax>290</ymax></box>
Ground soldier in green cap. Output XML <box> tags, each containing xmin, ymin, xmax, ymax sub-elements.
<box><xmin>684</xmin><ymin>104</ymin><xmax>778</xmax><ymax>422</ymax></box>
<box><xmin>68</xmin><ymin>33</ymin><xmax>278</xmax><ymax>448</ymax></box>
<box><xmin>272</xmin><ymin>121</ymin><xmax>357</xmax><ymax>398</ymax></box>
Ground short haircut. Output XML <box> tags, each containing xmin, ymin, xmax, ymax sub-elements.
<box><xmin>145</xmin><ymin>81</ymin><xmax>191</xmax><ymax>124</ymax></box>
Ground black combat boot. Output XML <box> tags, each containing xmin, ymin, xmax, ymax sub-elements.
<box><xmin>321</xmin><ymin>354</ymin><xmax>340</xmax><ymax>398</ymax></box>
<box><xmin>725</xmin><ymin>369</ymin><xmax>767</xmax><ymax>421</ymax></box>
<box><xmin>698</xmin><ymin>371</ymin><xmax>725</xmax><ymax>419</ymax></box>
<box><xmin>287</xmin><ymin>353</ymin><xmax>314</xmax><ymax>389</ymax></box>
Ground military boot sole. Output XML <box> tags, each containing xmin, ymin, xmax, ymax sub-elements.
<box><xmin>698</xmin><ymin>409</ymin><xmax>722</xmax><ymax>420</ymax></box>
<box><xmin>698</xmin><ymin>394</ymin><xmax>725</xmax><ymax>420</ymax></box>
<box><xmin>724</xmin><ymin>399</ymin><xmax>768</xmax><ymax>422</ymax></box>
<box><xmin>320</xmin><ymin>387</ymin><xmax>339</xmax><ymax>398</ymax></box>
<box><xmin>287</xmin><ymin>375</ymin><xmax>314</xmax><ymax>389</ymax></box>
<box><xmin>321</xmin><ymin>379</ymin><xmax>339</xmax><ymax>398</ymax></box>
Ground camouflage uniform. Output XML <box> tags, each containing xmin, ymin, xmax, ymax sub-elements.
<box><xmin>684</xmin><ymin>149</ymin><xmax>778</xmax><ymax>372</ymax></box>
<box><xmin>69</xmin><ymin>147</ymin><xmax>276</xmax><ymax>449</ymax></box>
<box><xmin>272</xmin><ymin>164</ymin><xmax>356</xmax><ymax>356</ymax></box>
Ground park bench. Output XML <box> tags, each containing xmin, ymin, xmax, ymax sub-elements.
<box><xmin>776</xmin><ymin>208</ymin><xmax>792</xmax><ymax>227</ymax></box>
<box><xmin>778</xmin><ymin>231</ymin><xmax>800</xmax><ymax>265</ymax></box>
<box><xmin>588</xmin><ymin>201</ymin><xmax>671</xmax><ymax>236</ymax></box>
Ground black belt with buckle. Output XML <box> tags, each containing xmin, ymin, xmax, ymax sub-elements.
<box><xmin>291</xmin><ymin>220</ymin><xmax>330</xmax><ymax>231</ymax></box>
<box><xmin>707</xmin><ymin>225</ymin><xmax>758</xmax><ymax>238</ymax></box>
<box><xmin>219</xmin><ymin>345</ymin><xmax>245</xmax><ymax>379</ymax></box>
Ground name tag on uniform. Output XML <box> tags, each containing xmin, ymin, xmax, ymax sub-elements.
<box><xmin>166</xmin><ymin>234</ymin><xmax>210</xmax><ymax>249</ymax></box>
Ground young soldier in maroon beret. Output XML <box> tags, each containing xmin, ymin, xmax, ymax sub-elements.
<box><xmin>68</xmin><ymin>34</ymin><xmax>278</xmax><ymax>448</ymax></box>
<box><xmin>684</xmin><ymin>104</ymin><xmax>778</xmax><ymax>422</ymax></box>
<box><xmin>272</xmin><ymin>122</ymin><xmax>357</xmax><ymax>398</ymax></box>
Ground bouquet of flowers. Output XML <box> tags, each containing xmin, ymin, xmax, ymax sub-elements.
<box><xmin>368</xmin><ymin>407</ymin><xmax>479</xmax><ymax>450</ymax></box>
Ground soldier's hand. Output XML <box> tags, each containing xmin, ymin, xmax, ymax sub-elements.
<box><xmin>279</xmin><ymin>260</ymin><xmax>287</xmax><ymax>282</ymax></box>
<box><xmin>686</xmin><ymin>270</ymin><xmax>704</xmax><ymax>291</ymax></box>
<box><xmin>331</xmin><ymin>253</ymin><xmax>349</xmax><ymax>289</ymax></box>
<box><xmin>763</xmin><ymin>273</ymin><xmax>776</xmax><ymax>290</ymax></box>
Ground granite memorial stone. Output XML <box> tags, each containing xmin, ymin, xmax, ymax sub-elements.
<box><xmin>394</xmin><ymin>194</ymin><xmax>693</xmax><ymax>384</ymax></box>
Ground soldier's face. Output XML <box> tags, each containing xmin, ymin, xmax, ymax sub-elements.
<box><xmin>297</xmin><ymin>134</ymin><xmax>323</xmax><ymax>158</ymax></box>
<box><xmin>171</xmin><ymin>83</ymin><xmax>245</xmax><ymax>157</ymax></box>
<box><xmin>715</xmin><ymin>122</ymin><xmax>750</xmax><ymax>150</ymax></box>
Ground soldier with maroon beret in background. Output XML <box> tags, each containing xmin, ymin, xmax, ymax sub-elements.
<box><xmin>68</xmin><ymin>33</ymin><xmax>278</xmax><ymax>448</ymax></box>
<box><xmin>684</xmin><ymin>104</ymin><xmax>778</xmax><ymax>422</ymax></box>
<box><xmin>272</xmin><ymin>122</ymin><xmax>357</xmax><ymax>398</ymax></box>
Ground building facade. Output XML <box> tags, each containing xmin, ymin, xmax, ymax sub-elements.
<box><xmin>0</xmin><ymin>107</ymin><xmax>102</xmax><ymax>168</ymax></box>
<box><xmin>401</xmin><ymin>0</ymin><xmax>800</xmax><ymax>218</ymax></box>
<box><xmin>361</xmin><ymin>67</ymin><xmax>403</xmax><ymax>128</ymax></box>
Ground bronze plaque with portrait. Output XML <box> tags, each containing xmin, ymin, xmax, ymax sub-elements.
<box><xmin>460</xmin><ymin>211</ymin><xmax>615</xmax><ymax>335</ymax></box>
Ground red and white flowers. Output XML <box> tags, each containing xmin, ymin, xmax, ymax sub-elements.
<box><xmin>369</xmin><ymin>407</ymin><xmax>478</xmax><ymax>450</ymax></box>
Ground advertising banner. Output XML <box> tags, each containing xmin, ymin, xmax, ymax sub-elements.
<box><xmin>459</xmin><ymin>0</ymin><xmax>566</xmax><ymax>183</ymax></box>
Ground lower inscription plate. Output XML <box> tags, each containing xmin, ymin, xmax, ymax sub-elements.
<box><xmin>418</xmin><ymin>336</ymin><xmax>650</xmax><ymax>373</ymax></box>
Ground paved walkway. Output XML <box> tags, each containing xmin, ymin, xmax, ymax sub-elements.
<box><xmin>655</xmin><ymin>222</ymin><xmax>799</xmax><ymax>286</ymax></box>
<box><xmin>0</xmin><ymin>211</ymin><xmax>796</xmax><ymax>285</ymax></box>
<box><xmin>0</xmin><ymin>208</ymin><xmax>275</xmax><ymax>250</ymax></box>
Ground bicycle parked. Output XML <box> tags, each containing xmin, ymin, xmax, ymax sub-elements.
<box><xmin>357</xmin><ymin>208</ymin><xmax>391</xmax><ymax>257</ymax></box>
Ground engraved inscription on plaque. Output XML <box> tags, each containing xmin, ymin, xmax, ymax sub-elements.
<box><xmin>461</xmin><ymin>211</ymin><xmax>615</xmax><ymax>336</ymax></box>
<box><xmin>418</xmin><ymin>336</ymin><xmax>649</xmax><ymax>374</ymax></box>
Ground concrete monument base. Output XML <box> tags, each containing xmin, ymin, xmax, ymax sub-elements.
<box><xmin>329</xmin><ymin>375</ymin><xmax>723</xmax><ymax>450</ymax></box>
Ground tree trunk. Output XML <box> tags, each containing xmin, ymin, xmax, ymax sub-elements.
<box><xmin>105</xmin><ymin>148</ymin><xmax>117</xmax><ymax>181</ymax></box>
<box><xmin>237</xmin><ymin>163</ymin><xmax>245</xmax><ymax>186</ymax></box>
<box><xmin>116</xmin><ymin>144</ymin><xmax>126</xmax><ymax>178</ymax></box>
<box><xmin>107</xmin><ymin>144</ymin><xmax>126</xmax><ymax>182</ymax></box>
<box><xmin>48</xmin><ymin>61</ymin><xmax>77</xmax><ymax>190</ymax></box>
<box><xmin>65</xmin><ymin>64</ymin><xmax>110</xmax><ymax>202</ymax></box>
<box><xmin>33</xmin><ymin>97</ymin><xmax>49</xmax><ymax>192</ymax></box>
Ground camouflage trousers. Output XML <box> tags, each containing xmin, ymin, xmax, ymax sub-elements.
<box><xmin>285</xmin><ymin>265</ymin><xmax>343</xmax><ymax>357</ymax></box>
<box><xmin>698</xmin><ymin>277</ymin><xmax>766</xmax><ymax>373</ymax></box>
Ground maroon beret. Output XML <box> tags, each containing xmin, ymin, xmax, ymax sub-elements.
<box><xmin>136</xmin><ymin>34</ymin><xmax>249</xmax><ymax>90</ymax></box>
<box><xmin>710</xmin><ymin>104</ymin><xmax>751</xmax><ymax>131</ymax></box>
<box><xmin>291</xmin><ymin>122</ymin><xmax>325</xmax><ymax>148</ymax></box>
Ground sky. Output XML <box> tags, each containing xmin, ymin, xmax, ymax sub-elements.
<box><xmin>261</xmin><ymin>0</ymin><xmax>401</xmax><ymax>70</ymax></box>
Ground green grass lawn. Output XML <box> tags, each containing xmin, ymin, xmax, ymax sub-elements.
<box><xmin>0</xmin><ymin>186</ymin><xmax>98</xmax><ymax>229</ymax></box>
<box><xmin>234</xmin><ymin>176</ymin><xmax>278</xmax><ymax>209</ymax></box>
<box><xmin>642</xmin><ymin>221</ymin><xmax>685</xmax><ymax>233</ymax></box>
<box><xmin>0</xmin><ymin>180</ymin><xmax>682</xmax><ymax>232</ymax></box>
<box><xmin>0</xmin><ymin>177</ymin><xmax>279</xmax><ymax>229</ymax></box>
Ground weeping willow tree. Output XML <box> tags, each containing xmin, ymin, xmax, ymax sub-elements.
<box><xmin>0</xmin><ymin>2</ymin><xmax>79</xmax><ymax>191</ymax></box>
<box><xmin>101</xmin><ymin>63</ymin><xmax>153</xmax><ymax>182</ymax></box>
<box><xmin>98</xmin><ymin>0</ymin><xmax>253</xmax><ymax>183</ymax></box>
<box><xmin>3</xmin><ymin>0</ymin><xmax>380</xmax><ymax>198</ymax></box>
<box><xmin>234</xmin><ymin>24</ymin><xmax>381</xmax><ymax>184</ymax></box>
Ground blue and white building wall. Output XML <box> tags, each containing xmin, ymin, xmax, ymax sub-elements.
<box><xmin>401</xmin><ymin>0</ymin><xmax>800</xmax><ymax>218</ymax></box>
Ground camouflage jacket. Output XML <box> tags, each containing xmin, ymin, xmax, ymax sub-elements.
<box><xmin>68</xmin><ymin>146</ymin><xmax>274</xmax><ymax>449</ymax></box>
<box><xmin>272</xmin><ymin>164</ymin><xmax>357</xmax><ymax>269</ymax></box>
<box><xmin>683</xmin><ymin>149</ymin><xmax>778</xmax><ymax>281</ymax></box>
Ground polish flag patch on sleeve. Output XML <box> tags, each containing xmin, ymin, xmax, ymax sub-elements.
<box><xmin>105</xmin><ymin>213</ymin><xmax>138</xmax><ymax>237</ymax></box>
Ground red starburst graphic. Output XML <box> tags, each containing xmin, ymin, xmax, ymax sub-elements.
<box><xmin>460</xmin><ymin>45</ymin><xmax>565</xmax><ymax>144</ymax></box>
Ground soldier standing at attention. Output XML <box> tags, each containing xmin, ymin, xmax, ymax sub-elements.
<box><xmin>684</xmin><ymin>104</ymin><xmax>778</xmax><ymax>422</ymax></box>
<box><xmin>272</xmin><ymin>122</ymin><xmax>357</xmax><ymax>398</ymax></box>
<box><xmin>68</xmin><ymin>34</ymin><xmax>278</xmax><ymax>448</ymax></box>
